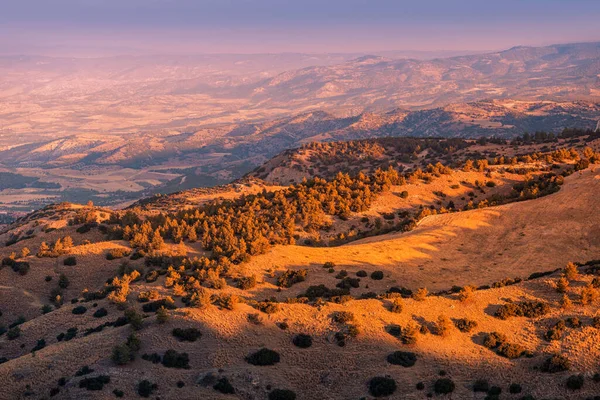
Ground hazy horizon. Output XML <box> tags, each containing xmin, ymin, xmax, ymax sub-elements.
<box><xmin>2</xmin><ymin>0</ymin><xmax>600</xmax><ymax>57</ymax></box>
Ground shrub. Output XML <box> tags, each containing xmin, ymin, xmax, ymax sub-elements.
<box><xmin>106</xmin><ymin>248</ymin><xmax>130</xmax><ymax>260</ymax></box>
<box><xmin>435</xmin><ymin>315</ymin><xmax>453</xmax><ymax>336</ymax></box>
<box><xmin>458</xmin><ymin>285</ymin><xmax>476</xmax><ymax>302</ymax></box>
<box><xmin>161</xmin><ymin>349</ymin><xmax>190</xmax><ymax>369</ymax></box>
<box><xmin>256</xmin><ymin>301</ymin><xmax>280</xmax><ymax>314</ymax></box>
<box><xmin>137</xmin><ymin>380</ymin><xmax>157</xmax><ymax>398</ymax></box>
<box><xmin>237</xmin><ymin>275</ymin><xmax>257</xmax><ymax>290</ymax></box>
<box><xmin>332</xmin><ymin>311</ymin><xmax>354</xmax><ymax>324</ymax></box>
<box><xmin>75</xmin><ymin>365</ymin><xmax>94</xmax><ymax>376</ymax></box>
<box><xmin>32</xmin><ymin>338</ymin><xmax>46</xmax><ymax>352</ymax></box>
<box><xmin>368</xmin><ymin>376</ymin><xmax>397</xmax><ymax>397</ymax></box>
<box><xmin>356</xmin><ymin>270</ymin><xmax>367</xmax><ymax>277</ymax></box>
<box><xmin>389</xmin><ymin>298</ymin><xmax>403</xmax><ymax>313</ymax></box>
<box><xmin>434</xmin><ymin>378</ymin><xmax>455</xmax><ymax>394</ymax></box>
<box><xmin>142</xmin><ymin>298</ymin><xmax>175</xmax><ymax>313</ymax></box>
<box><xmin>111</xmin><ymin>344</ymin><xmax>132</xmax><ymax>365</ymax></box>
<box><xmin>496</xmin><ymin>342</ymin><xmax>525</xmax><ymax>359</ymax></box>
<box><xmin>473</xmin><ymin>379</ymin><xmax>489</xmax><ymax>392</ymax></box>
<box><xmin>292</xmin><ymin>334</ymin><xmax>313</xmax><ymax>348</ymax></box>
<box><xmin>156</xmin><ymin>306</ymin><xmax>169</xmax><ymax>324</ymax></box>
<box><xmin>113</xmin><ymin>389</ymin><xmax>124</xmax><ymax>397</ymax></box>
<box><xmin>566</xmin><ymin>374</ymin><xmax>584</xmax><ymax>390</ymax></box>
<box><xmin>370</xmin><ymin>271</ymin><xmax>384</xmax><ymax>280</ymax></box>
<box><xmin>172</xmin><ymin>327</ymin><xmax>202</xmax><ymax>342</ymax></box>
<box><xmin>124</xmin><ymin>308</ymin><xmax>143</xmax><ymax>330</ymax></box>
<box><xmin>269</xmin><ymin>389</ymin><xmax>297</xmax><ymax>400</ymax></box>
<box><xmin>412</xmin><ymin>288</ymin><xmax>428</xmax><ymax>301</ymax></box>
<box><xmin>7</xmin><ymin>326</ymin><xmax>21</xmax><ymax>340</ymax></box>
<box><xmin>400</xmin><ymin>323</ymin><xmax>419</xmax><ymax>345</ymax></box>
<box><xmin>245</xmin><ymin>348</ymin><xmax>280</xmax><ymax>366</ymax></box>
<box><xmin>213</xmin><ymin>377</ymin><xmax>235</xmax><ymax>394</ymax></box>
<box><xmin>72</xmin><ymin>305</ymin><xmax>87</xmax><ymax>315</ymax></box>
<box><xmin>564</xmin><ymin>262</ymin><xmax>578</xmax><ymax>280</ymax></box>
<box><xmin>63</xmin><ymin>256</ymin><xmax>77</xmax><ymax>266</ymax></box>
<box><xmin>93</xmin><ymin>308</ymin><xmax>107</xmax><ymax>318</ymax></box>
<box><xmin>541</xmin><ymin>354</ymin><xmax>571</xmax><ymax>373</ymax></box>
<box><xmin>79</xmin><ymin>375</ymin><xmax>110</xmax><ymax>391</ymax></box>
<box><xmin>509</xmin><ymin>383</ymin><xmax>522</xmax><ymax>394</ymax></box>
<box><xmin>454</xmin><ymin>318</ymin><xmax>477</xmax><ymax>333</ymax></box>
<box><xmin>277</xmin><ymin>269</ymin><xmax>308</xmax><ymax>288</ymax></box>
<box><xmin>495</xmin><ymin>301</ymin><xmax>550</xmax><ymax>319</ymax></box>
<box><xmin>386</xmin><ymin>351</ymin><xmax>417</xmax><ymax>367</ymax></box>
<box><xmin>13</xmin><ymin>262</ymin><xmax>30</xmax><ymax>275</ymax></box>
<box><xmin>41</xmin><ymin>304</ymin><xmax>53</xmax><ymax>314</ymax></box>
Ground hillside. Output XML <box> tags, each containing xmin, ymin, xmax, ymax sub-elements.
<box><xmin>1</xmin><ymin>137</ymin><xmax>600</xmax><ymax>399</ymax></box>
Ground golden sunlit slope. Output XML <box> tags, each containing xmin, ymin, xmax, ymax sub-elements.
<box><xmin>241</xmin><ymin>168</ymin><xmax>600</xmax><ymax>294</ymax></box>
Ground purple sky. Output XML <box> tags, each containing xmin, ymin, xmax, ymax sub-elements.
<box><xmin>2</xmin><ymin>0</ymin><xmax>599</xmax><ymax>55</ymax></box>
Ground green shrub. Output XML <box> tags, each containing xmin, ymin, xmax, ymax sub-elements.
<box><xmin>454</xmin><ymin>318</ymin><xmax>477</xmax><ymax>333</ymax></box>
<box><xmin>137</xmin><ymin>380</ymin><xmax>157</xmax><ymax>398</ymax></box>
<box><xmin>434</xmin><ymin>378</ymin><xmax>455</xmax><ymax>394</ymax></box>
<box><xmin>93</xmin><ymin>308</ymin><xmax>108</xmax><ymax>318</ymax></box>
<box><xmin>79</xmin><ymin>375</ymin><xmax>110</xmax><ymax>391</ymax></box>
<box><xmin>386</xmin><ymin>351</ymin><xmax>417</xmax><ymax>367</ymax></box>
<box><xmin>161</xmin><ymin>349</ymin><xmax>190</xmax><ymax>369</ymax></box>
<box><xmin>245</xmin><ymin>348</ymin><xmax>280</xmax><ymax>366</ymax></box>
<box><xmin>292</xmin><ymin>334</ymin><xmax>313</xmax><ymax>348</ymax></box>
<box><xmin>172</xmin><ymin>327</ymin><xmax>202</xmax><ymax>342</ymax></box>
<box><xmin>370</xmin><ymin>271</ymin><xmax>384</xmax><ymax>280</ymax></box>
<box><xmin>331</xmin><ymin>311</ymin><xmax>354</xmax><ymax>324</ymax></box>
<box><xmin>269</xmin><ymin>389</ymin><xmax>297</xmax><ymax>400</ymax></box>
<box><xmin>7</xmin><ymin>326</ymin><xmax>21</xmax><ymax>340</ymax></box>
<box><xmin>277</xmin><ymin>269</ymin><xmax>308</xmax><ymax>288</ymax></box>
<box><xmin>541</xmin><ymin>354</ymin><xmax>571</xmax><ymax>373</ymax></box>
<box><xmin>473</xmin><ymin>379</ymin><xmax>489</xmax><ymax>392</ymax></box>
<box><xmin>566</xmin><ymin>374</ymin><xmax>584</xmax><ymax>390</ymax></box>
<box><xmin>509</xmin><ymin>383</ymin><xmax>522</xmax><ymax>394</ymax></box>
<box><xmin>72</xmin><ymin>305</ymin><xmax>87</xmax><ymax>315</ymax></box>
<box><xmin>213</xmin><ymin>377</ymin><xmax>235</xmax><ymax>394</ymax></box>
<box><xmin>368</xmin><ymin>376</ymin><xmax>397</xmax><ymax>397</ymax></box>
<box><xmin>63</xmin><ymin>256</ymin><xmax>77</xmax><ymax>266</ymax></box>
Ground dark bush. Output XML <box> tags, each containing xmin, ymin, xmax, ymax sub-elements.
<box><xmin>386</xmin><ymin>351</ymin><xmax>417</xmax><ymax>367</ymax></box>
<box><xmin>213</xmin><ymin>377</ymin><xmax>235</xmax><ymax>394</ymax></box>
<box><xmin>495</xmin><ymin>301</ymin><xmax>550</xmax><ymax>320</ymax></box>
<box><xmin>113</xmin><ymin>389</ymin><xmax>124</xmax><ymax>397</ymax></box>
<box><xmin>541</xmin><ymin>354</ymin><xmax>571</xmax><ymax>373</ymax></box>
<box><xmin>509</xmin><ymin>383</ymin><xmax>522</xmax><ymax>394</ymax></box>
<box><xmin>566</xmin><ymin>374</ymin><xmax>584</xmax><ymax>390</ymax></box>
<box><xmin>245</xmin><ymin>348</ymin><xmax>280</xmax><ymax>366</ymax></box>
<box><xmin>13</xmin><ymin>262</ymin><xmax>30</xmax><ymax>275</ymax></box>
<box><xmin>106</xmin><ymin>248</ymin><xmax>130</xmax><ymax>260</ymax></box>
<box><xmin>75</xmin><ymin>365</ymin><xmax>94</xmax><ymax>376</ymax></box>
<box><xmin>72</xmin><ymin>305</ymin><xmax>87</xmax><ymax>315</ymax></box>
<box><xmin>292</xmin><ymin>334</ymin><xmax>313</xmax><ymax>348</ymax></box>
<box><xmin>137</xmin><ymin>380</ymin><xmax>157</xmax><ymax>398</ymax></box>
<box><xmin>473</xmin><ymin>379</ymin><xmax>489</xmax><ymax>392</ymax></box>
<box><xmin>142</xmin><ymin>353</ymin><xmax>162</xmax><ymax>364</ymax></box>
<box><xmin>331</xmin><ymin>311</ymin><xmax>354</xmax><ymax>323</ymax></box>
<box><xmin>32</xmin><ymin>338</ymin><xmax>46</xmax><ymax>352</ymax></box>
<box><xmin>416</xmin><ymin>382</ymin><xmax>425</xmax><ymax>390</ymax></box>
<box><xmin>79</xmin><ymin>375</ymin><xmax>110</xmax><ymax>391</ymax></box>
<box><xmin>489</xmin><ymin>386</ymin><xmax>502</xmax><ymax>395</ymax></box>
<box><xmin>269</xmin><ymin>389</ymin><xmax>297</xmax><ymax>400</ymax></box>
<box><xmin>277</xmin><ymin>269</ymin><xmax>308</xmax><ymax>288</ymax></box>
<box><xmin>142</xmin><ymin>298</ymin><xmax>175</xmax><ymax>313</ymax></box>
<box><xmin>63</xmin><ymin>256</ymin><xmax>77</xmax><ymax>266</ymax></box>
<box><xmin>93</xmin><ymin>308</ymin><xmax>108</xmax><ymax>318</ymax></box>
<box><xmin>496</xmin><ymin>342</ymin><xmax>525</xmax><ymax>359</ymax></box>
<box><xmin>434</xmin><ymin>378</ymin><xmax>455</xmax><ymax>394</ymax></box>
<box><xmin>356</xmin><ymin>270</ymin><xmax>367</xmax><ymax>277</ymax></box>
<box><xmin>454</xmin><ymin>318</ymin><xmax>477</xmax><ymax>333</ymax></box>
<box><xmin>161</xmin><ymin>349</ymin><xmax>190</xmax><ymax>369</ymax></box>
<box><xmin>172</xmin><ymin>327</ymin><xmax>202</xmax><ymax>342</ymax></box>
<box><xmin>370</xmin><ymin>271</ymin><xmax>384</xmax><ymax>280</ymax></box>
<box><xmin>49</xmin><ymin>387</ymin><xmax>60</xmax><ymax>397</ymax></box>
<box><xmin>483</xmin><ymin>332</ymin><xmax>507</xmax><ymax>349</ymax></box>
<box><xmin>368</xmin><ymin>376</ymin><xmax>397</xmax><ymax>397</ymax></box>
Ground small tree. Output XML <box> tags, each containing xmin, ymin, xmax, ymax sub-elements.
<box><xmin>560</xmin><ymin>294</ymin><xmax>573</xmax><ymax>310</ymax></box>
<box><xmin>156</xmin><ymin>307</ymin><xmax>169</xmax><ymax>324</ymax></box>
<box><xmin>58</xmin><ymin>274</ymin><xmax>70</xmax><ymax>289</ymax></box>
<box><xmin>412</xmin><ymin>288</ymin><xmax>428</xmax><ymax>301</ymax></box>
<box><xmin>20</xmin><ymin>247</ymin><xmax>30</xmax><ymax>259</ymax></box>
<box><xmin>556</xmin><ymin>277</ymin><xmax>569</xmax><ymax>293</ymax></box>
<box><xmin>564</xmin><ymin>262</ymin><xmax>578</xmax><ymax>281</ymax></box>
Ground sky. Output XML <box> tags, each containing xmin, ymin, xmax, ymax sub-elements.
<box><xmin>1</xmin><ymin>0</ymin><xmax>599</xmax><ymax>55</ymax></box>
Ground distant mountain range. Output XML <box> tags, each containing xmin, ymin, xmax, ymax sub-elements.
<box><xmin>0</xmin><ymin>41</ymin><xmax>599</xmax><ymax>210</ymax></box>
